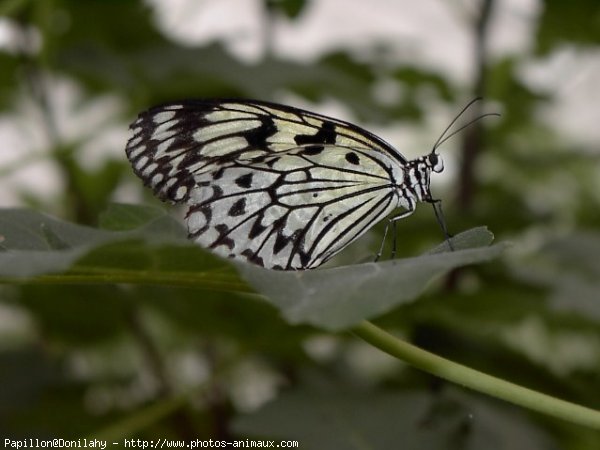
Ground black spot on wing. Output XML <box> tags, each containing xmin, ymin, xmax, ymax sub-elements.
<box><xmin>285</xmin><ymin>230</ymin><xmax>310</xmax><ymax>269</ymax></box>
<box><xmin>212</xmin><ymin>167</ymin><xmax>225</xmax><ymax>180</ymax></box>
<box><xmin>241</xmin><ymin>249</ymin><xmax>265</xmax><ymax>267</ymax></box>
<box><xmin>235</xmin><ymin>172</ymin><xmax>253</xmax><ymax>188</ymax></box>
<box><xmin>244</xmin><ymin>116</ymin><xmax>278</xmax><ymax>147</ymax></box>
<box><xmin>294</xmin><ymin>121</ymin><xmax>337</xmax><ymax>146</ymax></box>
<box><xmin>301</xmin><ymin>145</ymin><xmax>324</xmax><ymax>156</ymax></box>
<box><xmin>273</xmin><ymin>233</ymin><xmax>288</xmax><ymax>255</ymax></box>
<box><xmin>200</xmin><ymin>205</ymin><xmax>212</xmax><ymax>224</ymax></box>
<box><xmin>269</xmin><ymin>215</ymin><xmax>292</xmax><ymax>256</ymax></box>
<box><xmin>345</xmin><ymin>151</ymin><xmax>360</xmax><ymax>165</ymax></box>
<box><xmin>209</xmin><ymin>185</ymin><xmax>224</xmax><ymax>201</ymax></box>
<box><xmin>298</xmin><ymin>251</ymin><xmax>310</xmax><ymax>269</ymax></box>
<box><xmin>265</xmin><ymin>157</ymin><xmax>279</xmax><ymax>168</ymax></box>
<box><xmin>211</xmin><ymin>224</ymin><xmax>235</xmax><ymax>250</ymax></box>
<box><xmin>228</xmin><ymin>198</ymin><xmax>246</xmax><ymax>217</ymax></box>
<box><xmin>249</xmin><ymin>218</ymin><xmax>266</xmax><ymax>239</ymax></box>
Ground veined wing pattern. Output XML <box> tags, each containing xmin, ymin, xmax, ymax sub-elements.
<box><xmin>126</xmin><ymin>100</ymin><xmax>441</xmax><ymax>270</ymax></box>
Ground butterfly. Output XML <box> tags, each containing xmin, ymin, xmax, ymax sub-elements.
<box><xmin>126</xmin><ymin>99</ymin><xmax>477</xmax><ymax>270</ymax></box>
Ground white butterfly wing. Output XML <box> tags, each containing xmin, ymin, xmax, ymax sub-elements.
<box><xmin>185</xmin><ymin>145</ymin><xmax>400</xmax><ymax>269</ymax></box>
<box><xmin>126</xmin><ymin>100</ymin><xmax>408</xmax><ymax>269</ymax></box>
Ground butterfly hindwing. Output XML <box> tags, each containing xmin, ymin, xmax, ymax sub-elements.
<box><xmin>184</xmin><ymin>145</ymin><xmax>400</xmax><ymax>269</ymax></box>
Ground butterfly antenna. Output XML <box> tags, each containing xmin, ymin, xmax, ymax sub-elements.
<box><xmin>430</xmin><ymin>98</ymin><xmax>500</xmax><ymax>153</ymax></box>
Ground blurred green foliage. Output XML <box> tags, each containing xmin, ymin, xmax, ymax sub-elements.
<box><xmin>0</xmin><ymin>0</ymin><xmax>599</xmax><ymax>448</ymax></box>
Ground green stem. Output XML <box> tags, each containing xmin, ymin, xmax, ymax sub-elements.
<box><xmin>352</xmin><ymin>320</ymin><xmax>600</xmax><ymax>430</ymax></box>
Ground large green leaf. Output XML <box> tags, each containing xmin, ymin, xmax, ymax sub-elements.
<box><xmin>0</xmin><ymin>207</ymin><xmax>189</xmax><ymax>278</ymax></box>
<box><xmin>98</xmin><ymin>203</ymin><xmax>169</xmax><ymax>231</ymax></box>
<box><xmin>0</xmin><ymin>208</ymin><xmax>113</xmax><ymax>277</ymax></box>
<box><xmin>237</xmin><ymin>228</ymin><xmax>506</xmax><ymax>330</ymax></box>
<box><xmin>0</xmin><ymin>207</ymin><xmax>505</xmax><ymax>330</ymax></box>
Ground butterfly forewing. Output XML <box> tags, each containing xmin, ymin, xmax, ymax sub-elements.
<box><xmin>126</xmin><ymin>100</ymin><xmax>411</xmax><ymax>269</ymax></box>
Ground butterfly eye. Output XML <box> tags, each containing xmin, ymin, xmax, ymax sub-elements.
<box><xmin>429</xmin><ymin>153</ymin><xmax>444</xmax><ymax>173</ymax></box>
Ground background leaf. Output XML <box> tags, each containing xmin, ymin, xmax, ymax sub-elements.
<box><xmin>233</xmin><ymin>386</ymin><xmax>559</xmax><ymax>450</ymax></box>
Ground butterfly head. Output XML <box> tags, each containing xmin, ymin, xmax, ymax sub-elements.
<box><xmin>427</xmin><ymin>150</ymin><xmax>444</xmax><ymax>173</ymax></box>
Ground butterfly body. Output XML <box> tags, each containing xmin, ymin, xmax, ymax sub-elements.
<box><xmin>126</xmin><ymin>100</ymin><xmax>443</xmax><ymax>270</ymax></box>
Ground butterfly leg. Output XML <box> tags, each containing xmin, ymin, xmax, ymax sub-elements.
<box><xmin>374</xmin><ymin>222</ymin><xmax>390</xmax><ymax>262</ymax></box>
<box><xmin>374</xmin><ymin>208</ymin><xmax>415</xmax><ymax>262</ymax></box>
<box><xmin>390</xmin><ymin>220</ymin><xmax>398</xmax><ymax>259</ymax></box>
<box><xmin>429</xmin><ymin>199</ymin><xmax>454</xmax><ymax>251</ymax></box>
